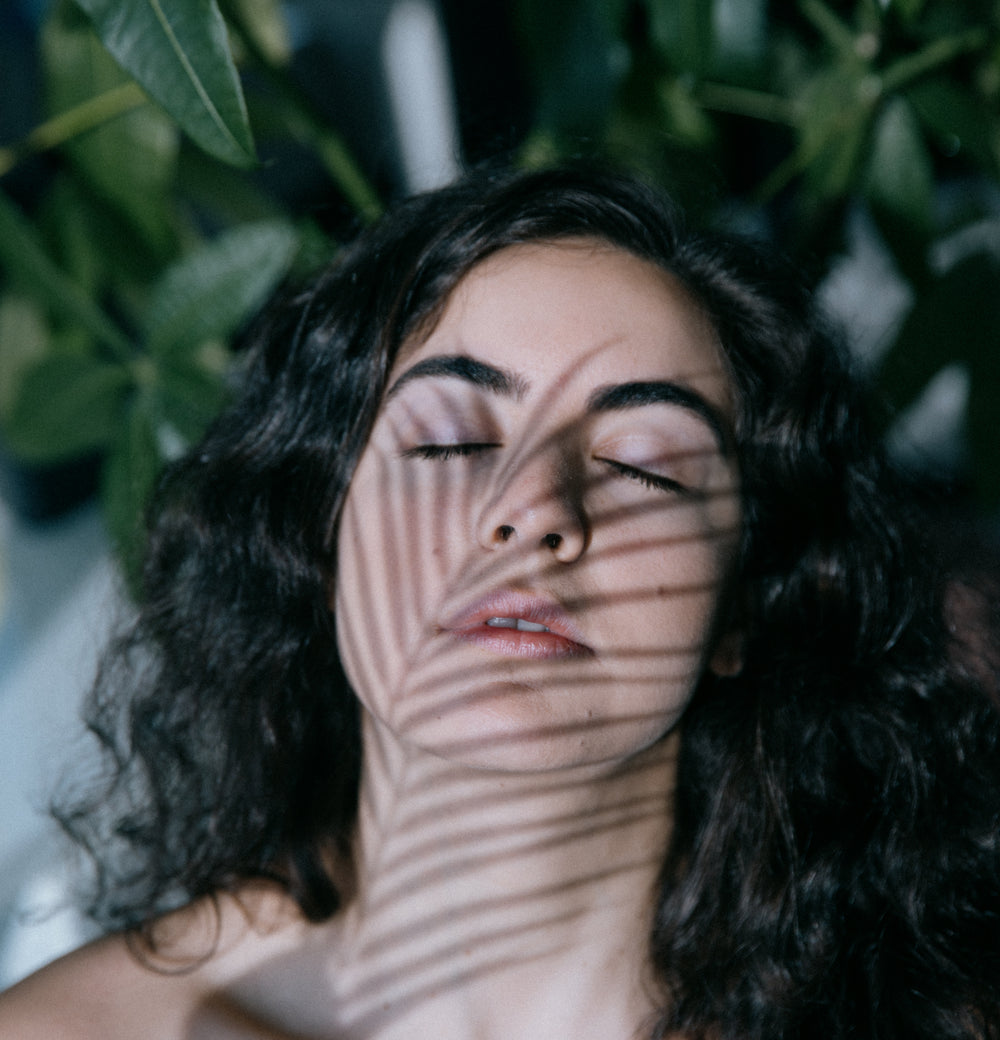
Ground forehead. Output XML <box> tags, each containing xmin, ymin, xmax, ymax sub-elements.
<box><xmin>396</xmin><ymin>239</ymin><xmax>732</xmax><ymax>415</ymax></box>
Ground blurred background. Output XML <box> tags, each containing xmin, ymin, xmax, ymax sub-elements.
<box><xmin>1</xmin><ymin>0</ymin><xmax>998</xmax><ymax>985</ymax></box>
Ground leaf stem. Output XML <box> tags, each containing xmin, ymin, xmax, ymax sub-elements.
<box><xmin>219</xmin><ymin>0</ymin><xmax>382</xmax><ymax>221</ymax></box>
<box><xmin>692</xmin><ymin>83</ymin><xmax>796</xmax><ymax>125</ymax></box>
<box><xmin>0</xmin><ymin>82</ymin><xmax>149</xmax><ymax>178</ymax></box>
<box><xmin>799</xmin><ymin>0</ymin><xmax>857</xmax><ymax>55</ymax></box>
<box><xmin>880</xmin><ymin>28</ymin><xmax>988</xmax><ymax>94</ymax></box>
<box><xmin>0</xmin><ymin>192</ymin><xmax>135</xmax><ymax>365</ymax></box>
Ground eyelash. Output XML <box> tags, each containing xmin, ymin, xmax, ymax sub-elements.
<box><xmin>403</xmin><ymin>446</ymin><xmax>685</xmax><ymax>494</ymax></box>
<box><xmin>600</xmin><ymin>459</ymin><xmax>685</xmax><ymax>495</ymax></box>
<box><xmin>403</xmin><ymin>443</ymin><xmax>497</xmax><ymax>460</ymax></box>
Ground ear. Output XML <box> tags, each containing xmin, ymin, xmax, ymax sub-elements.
<box><xmin>708</xmin><ymin>627</ymin><xmax>744</xmax><ymax>678</ymax></box>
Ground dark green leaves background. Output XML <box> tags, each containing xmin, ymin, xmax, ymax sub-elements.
<box><xmin>1</xmin><ymin>0</ymin><xmax>998</xmax><ymax>585</ymax></box>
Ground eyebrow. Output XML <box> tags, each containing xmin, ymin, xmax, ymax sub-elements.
<box><xmin>386</xmin><ymin>355</ymin><xmax>527</xmax><ymax>400</ymax></box>
<box><xmin>386</xmin><ymin>355</ymin><xmax>731</xmax><ymax>454</ymax></box>
<box><xmin>587</xmin><ymin>381</ymin><xmax>732</xmax><ymax>455</ymax></box>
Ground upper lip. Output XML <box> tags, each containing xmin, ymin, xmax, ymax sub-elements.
<box><xmin>441</xmin><ymin>589</ymin><xmax>592</xmax><ymax>651</ymax></box>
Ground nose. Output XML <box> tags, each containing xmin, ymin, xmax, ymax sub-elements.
<box><xmin>476</xmin><ymin>448</ymin><xmax>589</xmax><ymax>563</ymax></box>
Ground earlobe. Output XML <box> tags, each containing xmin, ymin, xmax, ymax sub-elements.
<box><xmin>708</xmin><ymin>628</ymin><xmax>744</xmax><ymax>677</ymax></box>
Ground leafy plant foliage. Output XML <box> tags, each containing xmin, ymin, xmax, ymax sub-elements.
<box><xmin>0</xmin><ymin>0</ymin><xmax>372</xmax><ymax>577</ymax></box>
<box><xmin>0</xmin><ymin>0</ymin><xmax>997</xmax><ymax>582</ymax></box>
<box><xmin>517</xmin><ymin>0</ymin><xmax>1000</xmax><ymax>501</ymax></box>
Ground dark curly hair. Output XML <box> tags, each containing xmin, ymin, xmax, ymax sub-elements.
<box><xmin>59</xmin><ymin>164</ymin><xmax>1000</xmax><ymax>1038</ymax></box>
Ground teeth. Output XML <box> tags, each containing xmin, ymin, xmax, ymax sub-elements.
<box><xmin>485</xmin><ymin>617</ymin><xmax>551</xmax><ymax>632</ymax></box>
<box><xmin>485</xmin><ymin>617</ymin><xmax>518</xmax><ymax>629</ymax></box>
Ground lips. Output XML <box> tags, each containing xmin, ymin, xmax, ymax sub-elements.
<box><xmin>441</xmin><ymin>591</ymin><xmax>593</xmax><ymax>659</ymax></box>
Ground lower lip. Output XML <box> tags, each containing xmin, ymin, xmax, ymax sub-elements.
<box><xmin>447</xmin><ymin>624</ymin><xmax>592</xmax><ymax>659</ymax></box>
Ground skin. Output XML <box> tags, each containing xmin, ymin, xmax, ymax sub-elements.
<box><xmin>0</xmin><ymin>240</ymin><xmax>741</xmax><ymax>1040</ymax></box>
<box><xmin>335</xmin><ymin>239</ymin><xmax>742</xmax><ymax>772</ymax></box>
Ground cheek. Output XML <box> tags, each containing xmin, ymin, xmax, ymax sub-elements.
<box><xmin>333</xmin><ymin>456</ymin><xmax>469</xmax><ymax>701</ymax></box>
<box><xmin>596</xmin><ymin>500</ymin><xmax>739</xmax><ymax>660</ymax></box>
<box><xmin>333</xmin><ymin>474</ymin><xmax>387</xmax><ymax>700</ymax></box>
<box><xmin>333</xmin><ymin>452</ymin><xmax>418</xmax><ymax>702</ymax></box>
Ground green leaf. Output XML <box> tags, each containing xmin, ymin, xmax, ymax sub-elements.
<box><xmin>3</xmin><ymin>354</ymin><xmax>132</xmax><ymax>463</ymax></box>
<box><xmin>39</xmin><ymin>174</ymin><xmax>160</xmax><ymax>306</ymax></box>
<box><xmin>879</xmin><ymin>27</ymin><xmax>988</xmax><ymax>96</ymax></box>
<box><xmin>863</xmin><ymin>96</ymin><xmax>933</xmax><ymax>282</ymax></box>
<box><xmin>648</xmin><ymin>0</ymin><xmax>715</xmax><ymax>76</ymax></box>
<box><xmin>792</xmin><ymin>66</ymin><xmax>874</xmax><ymax>202</ymax></box>
<box><xmin>101</xmin><ymin>396</ymin><xmax>163</xmax><ymax>584</ymax></box>
<box><xmin>907</xmin><ymin>78</ymin><xmax>1000</xmax><ymax>179</ymax></box>
<box><xmin>72</xmin><ymin>0</ymin><xmax>256</xmax><ymax>167</ymax></box>
<box><xmin>222</xmin><ymin>0</ymin><xmax>291</xmax><ymax>66</ymax></box>
<box><xmin>155</xmin><ymin>354</ymin><xmax>230</xmax><ymax>445</ymax></box>
<box><xmin>891</xmin><ymin>0</ymin><xmax>926</xmax><ymax>23</ymax></box>
<box><xmin>144</xmin><ymin>219</ymin><xmax>299</xmax><ymax>358</ymax></box>
<box><xmin>657</xmin><ymin>77</ymin><xmax>717</xmax><ymax>149</ymax></box>
<box><xmin>799</xmin><ymin>0</ymin><xmax>857</xmax><ymax>58</ymax></box>
<box><xmin>43</xmin><ymin>2</ymin><xmax>178</xmax><ymax>254</ymax></box>
<box><xmin>175</xmin><ymin>146</ymin><xmax>282</xmax><ymax>226</ymax></box>
<box><xmin>0</xmin><ymin>190</ymin><xmax>132</xmax><ymax>361</ymax></box>
<box><xmin>0</xmin><ymin>294</ymin><xmax>50</xmax><ymax>420</ymax></box>
<box><xmin>870</xmin><ymin>99</ymin><xmax>933</xmax><ymax>200</ymax></box>
<box><xmin>41</xmin><ymin>176</ymin><xmax>106</xmax><ymax>298</ymax></box>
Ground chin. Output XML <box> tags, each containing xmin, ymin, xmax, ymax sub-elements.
<box><xmin>392</xmin><ymin>686</ymin><xmax>684</xmax><ymax>775</ymax></box>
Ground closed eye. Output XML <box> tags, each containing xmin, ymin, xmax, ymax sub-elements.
<box><xmin>403</xmin><ymin>443</ymin><xmax>499</xmax><ymax>460</ymax></box>
<box><xmin>598</xmin><ymin>458</ymin><xmax>686</xmax><ymax>495</ymax></box>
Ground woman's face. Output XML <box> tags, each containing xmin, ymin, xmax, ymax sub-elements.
<box><xmin>335</xmin><ymin>240</ymin><xmax>742</xmax><ymax>772</ymax></box>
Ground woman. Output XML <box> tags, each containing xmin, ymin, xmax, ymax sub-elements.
<box><xmin>1</xmin><ymin>165</ymin><xmax>998</xmax><ymax>1038</ymax></box>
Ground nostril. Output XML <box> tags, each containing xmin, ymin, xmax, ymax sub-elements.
<box><xmin>543</xmin><ymin>532</ymin><xmax>562</xmax><ymax>550</ymax></box>
<box><xmin>497</xmin><ymin>524</ymin><xmax>515</xmax><ymax>542</ymax></box>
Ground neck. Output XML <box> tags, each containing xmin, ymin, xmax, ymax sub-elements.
<box><xmin>328</xmin><ymin>713</ymin><xmax>678</xmax><ymax>1039</ymax></box>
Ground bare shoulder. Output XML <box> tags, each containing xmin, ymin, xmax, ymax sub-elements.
<box><xmin>0</xmin><ymin>932</ymin><xmax>187</xmax><ymax>1039</ymax></box>
<box><xmin>0</xmin><ymin>885</ymin><xmax>311</xmax><ymax>1040</ymax></box>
